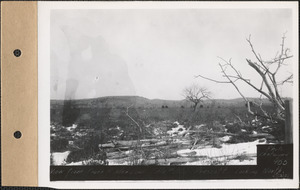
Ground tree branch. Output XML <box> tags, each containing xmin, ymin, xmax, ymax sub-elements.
<box><xmin>126</xmin><ymin>105</ymin><xmax>143</xmax><ymax>139</ymax></box>
<box><xmin>195</xmin><ymin>75</ymin><xmax>231</xmax><ymax>83</ymax></box>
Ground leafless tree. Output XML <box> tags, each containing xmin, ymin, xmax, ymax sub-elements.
<box><xmin>183</xmin><ymin>84</ymin><xmax>211</xmax><ymax>111</ymax></box>
<box><xmin>196</xmin><ymin>34</ymin><xmax>293</xmax><ymax>122</ymax></box>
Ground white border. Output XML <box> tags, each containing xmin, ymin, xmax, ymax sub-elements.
<box><xmin>38</xmin><ymin>1</ymin><xmax>299</xmax><ymax>189</ymax></box>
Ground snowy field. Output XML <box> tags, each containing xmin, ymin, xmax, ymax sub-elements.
<box><xmin>51</xmin><ymin>121</ymin><xmax>268</xmax><ymax>166</ymax></box>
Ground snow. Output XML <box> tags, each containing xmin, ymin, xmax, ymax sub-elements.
<box><xmin>153</xmin><ymin>128</ymin><xmax>164</xmax><ymax>136</ymax></box>
<box><xmin>197</xmin><ymin>139</ymin><xmax>266</xmax><ymax>157</ymax></box>
<box><xmin>59</xmin><ymin>139</ymin><xmax>267</xmax><ymax>166</ymax></box>
<box><xmin>67</xmin><ymin>159</ymin><xmax>107</xmax><ymax>166</ymax></box>
<box><xmin>51</xmin><ymin>151</ymin><xmax>71</xmax><ymax>165</ymax></box>
<box><xmin>179</xmin><ymin>139</ymin><xmax>267</xmax><ymax>165</ymax></box>
<box><xmin>67</xmin><ymin>161</ymin><xmax>84</xmax><ymax>165</ymax></box>
<box><xmin>75</xmin><ymin>131</ymin><xmax>87</xmax><ymax>137</ymax></box>
<box><xmin>56</xmin><ymin>120</ymin><xmax>269</xmax><ymax>166</ymax></box>
<box><xmin>219</xmin><ymin>135</ymin><xmax>231</xmax><ymax>142</ymax></box>
<box><xmin>167</xmin><ymin>123</ymin><xmax>186</xmax><ymax>136</ymax></box>
<box><xmin>66</xmin><ymin>124</ymin><xmax>77</xmax><ymax>131</ymax></box>
<box><xmin>226</xmin><ymin>158</ymin><xmax>256</xmax><ymax>165</ymax></box>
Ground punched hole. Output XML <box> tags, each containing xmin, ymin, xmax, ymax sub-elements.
<box><xmin>13</xmin><ymin>49</ymin><xmax>22</xmax><ymax>57</ymax></box>
<box><xmin>14</xmin><ymin>131</ymin><xmax>22</xmax><ymax>139</ymax></box>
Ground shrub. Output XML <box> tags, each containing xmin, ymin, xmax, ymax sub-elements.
<box><xmin>51</xmin><ymin>138</ymin><xmax>68</xmax><ymax>152</ymax></box>
<box><xmin>227</xmin><ymin>133</ymin><xmax>252</xmax><ymax>143</ymax></box>
<box><xmin>225</xmin><ymin>123</ymin><xmax>241</xmax><ymax>134</ymax></box>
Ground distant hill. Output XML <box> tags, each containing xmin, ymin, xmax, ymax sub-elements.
<box><xmin>50</xmin><ymin>96</ymin><xmax>277</xmax><ymax>109</ymax></box>
<box><xmin>51</xmin><ymin>96</ymin><xmax>186</xmax><ymax>109</ymax></box>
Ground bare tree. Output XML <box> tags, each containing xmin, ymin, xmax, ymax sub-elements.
<box><xmin>183</xmin><ymin>84</ymin><xmax>211</xmax><ymax>111</ymax></box>
<box><xmin>196</xmin><ymin>34</ymin><xmax>293</xmax><ymax>122</ymax></box>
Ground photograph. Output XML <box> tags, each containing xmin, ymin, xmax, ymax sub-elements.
<box><xmin>50</xmin><ymin>8</ymin><xmax>294</xmax><ymax>167</ymax></box>
<box><xmin>38</xmin><ymin>2</ymin><xmax>297</xmax><ymax>185</ymax></box>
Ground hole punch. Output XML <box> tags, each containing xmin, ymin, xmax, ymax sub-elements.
<box><xmin>14</xmin><ymin>131</ymin><xmax>22</xmax><ymax>139</ymax></box>
<box><xmin>13</xmin><ymin>49</ymin><xmax>21</xmax><ymax>57</ymax></box>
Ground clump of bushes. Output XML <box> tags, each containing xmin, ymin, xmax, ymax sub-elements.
<box><xmin>51</xmin><ymin>138</ymin><xmax>69</xmax><ymax>152</ymax></box>
<box><xmin>225</xmin><ymin>123</ymin><xmax>242</xmax><ymax>134</ymax></box>
<box><xmin>227</xmin><ymin>133</ymin><xmax>252</xmax><ymax>143</ymax></box>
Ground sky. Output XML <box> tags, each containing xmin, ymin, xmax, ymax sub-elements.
<box><xmin>50</xmin><ymin>8</ymin><xmax>294</xmax><ymax>100</ymax></box>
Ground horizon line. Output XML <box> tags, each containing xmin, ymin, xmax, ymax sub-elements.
<box><xmin>49</xmin><ymin>95</ymin><xmax>286</xmax><ymax>101</ymax></box>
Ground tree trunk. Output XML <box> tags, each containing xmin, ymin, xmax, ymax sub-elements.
<box><xmin>193</xmin><ymin>103</ymin><xmax>198</xmax><ymax>111</ymax></box>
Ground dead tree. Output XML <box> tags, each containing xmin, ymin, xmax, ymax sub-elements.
<box><xmin>196</xmin><ymin>34</ymin><xmax>293</xmax><ymax>122</ymax></box>
<box><xmin>183</xmin><ymin>84</ymin><xmax>211</xmax><ymax>111</ymax></box>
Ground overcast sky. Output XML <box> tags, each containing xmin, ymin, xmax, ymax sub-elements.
<box><xmin>51</xmin><ymin>9</ymin><xmax>293</xmax><ymax>100</ymax></box>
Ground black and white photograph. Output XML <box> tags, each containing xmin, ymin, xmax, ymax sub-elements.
<box><xmin>38</xmin><ymin>1</ymin><xmax>298</xmax><ymax>186</ymax></box>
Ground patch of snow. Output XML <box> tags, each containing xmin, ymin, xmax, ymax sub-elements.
<box><xmin>153</xmin><ymin>128</ymin><xmax>163</xmax><ymax>136</ymax></box>
<box><xmin>67</xmin><ymin>158</ymin><xmax>107</xmax><ymax>166</ymax></box>
<box><xmin>66</xmin><ymin>124</ymin><xmax>77</xmax><ymax>131</ymax></box>
<box><xmin>125</xmin><ymin>150</ymin><xmax>133</xmax><ymax>154</ymax></box>
<box><xmin>182</xmin><ymin>139</ymin><xmax>265</xmax><ymax>165</ymax></box>
<box><xmin>251</xmin><ymin>116</ymin><xmax>258</xmax><ymax>122</ymax></box>
<box><xmin>181</xmin><ymin>139</ymin><xmax>266</xmax><ymax>158</ymax></box>
<box><xmin>107</xmin><ymin>159</ymin><xmax>131</xmax><ymax>165</ymax></box>
<box><xmin>167</xmin><ymin>123</ymin><xmax>186</xmax><ymax>136</ymax></box>
<box><xmin>226</xmin><ymin>158</ymin><xmax>256</xmax><ymax>165</ymax></box>
<box><xmin>219</xmin><ymin>135</ymin><xmax>231</xmax><ymax>142</ymax></box>
<box><xmin>75</xmin><ymin>132</ymin><xmax>87</xmax><ymax>137</ymax></box>
<box><xmin>67</xmin><ymin>161</ymin><xmax>84</xmax><ymax>166</ymax></box>
<box><xmin>51</xmin><ymin>151</ymin><xmax>71</xmax><ymax>165</ymax></box>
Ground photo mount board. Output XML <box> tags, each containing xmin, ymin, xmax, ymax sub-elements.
<box><xmin>1</xmin><ymin>1</ymin><xmax>299</xmax><ymax>189</ymax></box>
<box><xmin>1</xmin><ymin>1</ymin><xmax>38</xmax><ymax>187</ymax></box>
